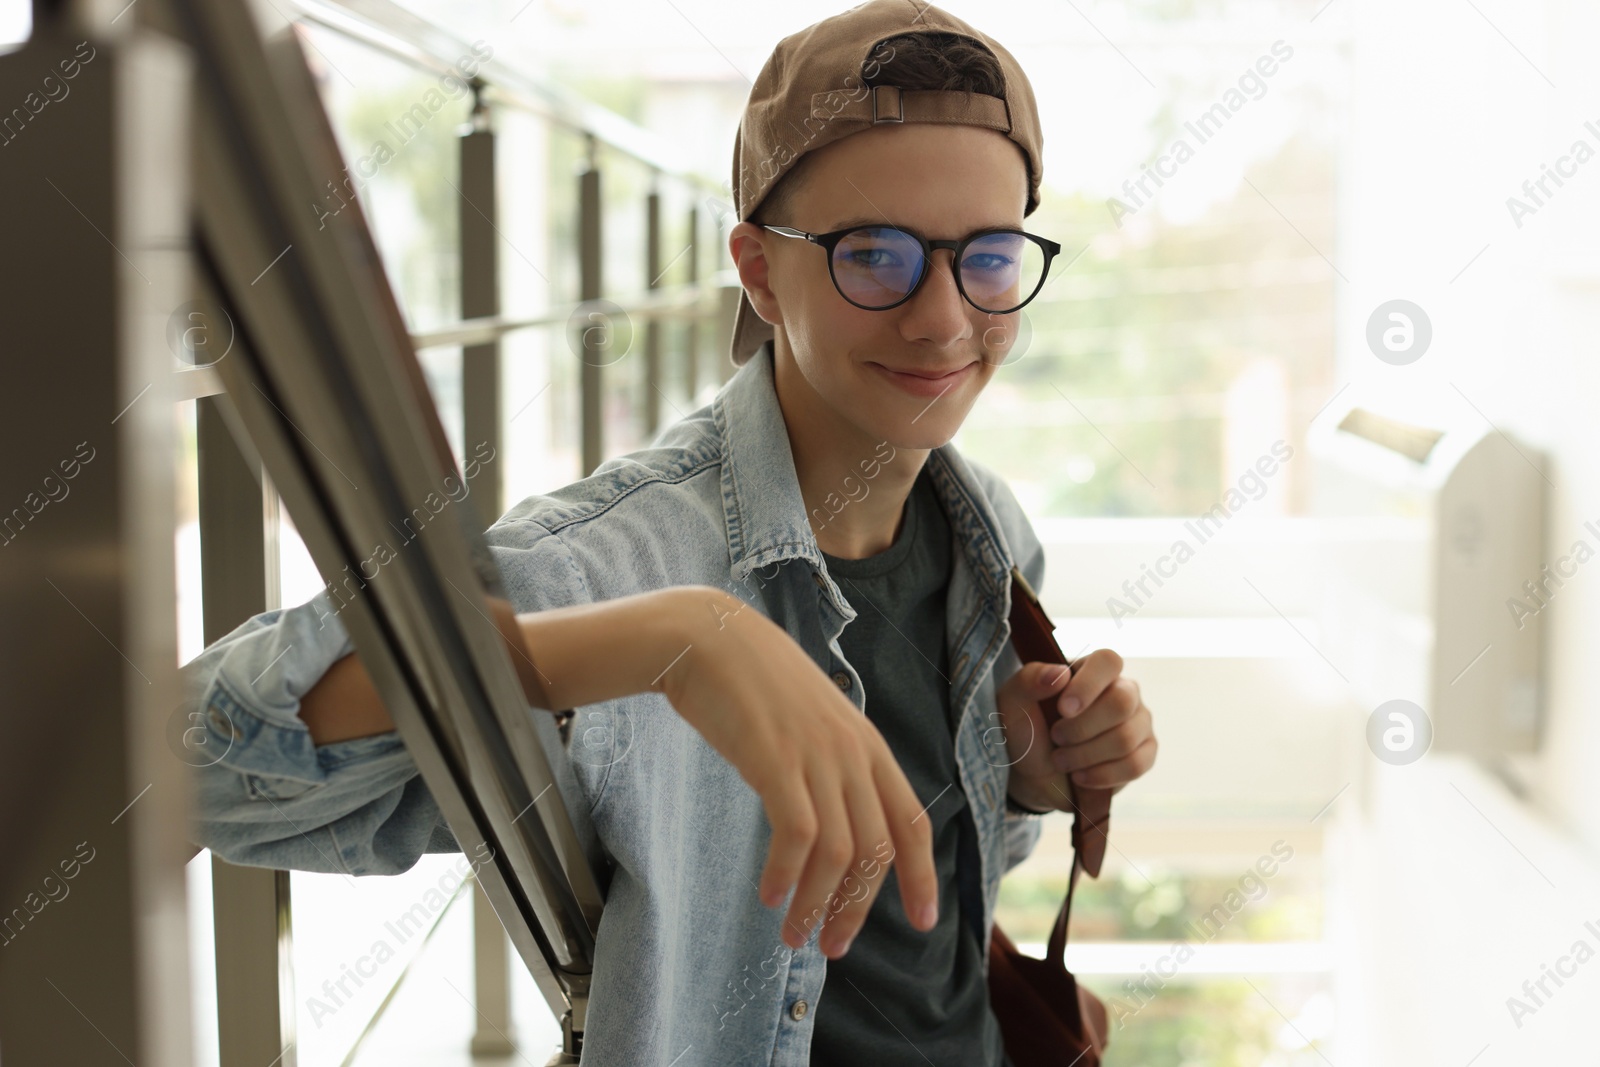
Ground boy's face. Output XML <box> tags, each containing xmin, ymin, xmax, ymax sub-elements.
<box><xmin>734</xmin><ymin>123</ymin><xmax>1031</xmax><ymax>452</ymax></box>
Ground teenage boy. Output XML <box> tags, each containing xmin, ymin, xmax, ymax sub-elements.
<box><xmin>186</xmin><ymin>3</ymin><xmax>1157</xmax><ymax>1065</ymax></box>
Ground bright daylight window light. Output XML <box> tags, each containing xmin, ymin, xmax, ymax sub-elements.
<box><xmin>0</xmin><ymin>1</ymin><xmax>29</xmax><ymax>51</ymax></box>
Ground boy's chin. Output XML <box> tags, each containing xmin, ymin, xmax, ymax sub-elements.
<box><xmin>862</xmin><ymin>416</ymin><xmax>962</xmax><ymax>454</ymax></box>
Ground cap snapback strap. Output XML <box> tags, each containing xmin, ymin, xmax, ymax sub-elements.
<box><xmin>812</xmin><ymin>85</ymin><xmax>1014</xmax><ymax>133</ymax></box>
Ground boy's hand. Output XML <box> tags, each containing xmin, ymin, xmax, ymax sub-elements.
<box><xmin>994</xmin><ymin>649</ymin><xmax>1157</xmax><ymax>813</ymax></box>
<box><xmin>497</xmin><ymin>584</ymin><xmax>937</xmax><ymax>959</ymax></box>
<box><xmin>657</xmin><ymin>588</ymin><xmax>938</xmax><ymax>960</ymax></box>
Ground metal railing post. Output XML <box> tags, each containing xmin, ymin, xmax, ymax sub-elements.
<box><xmin>717</xmin><ymin>286</ymin><xmax>742</xmax><ymax>386</ymax></box>
<box><xmin>714</xmin><ymin>207</ymin><xmax>737</xmax><ymax>385</ymax></box>
<box><xmin>460</xmin><ymin>77</ymin><xmax>504</xmax><ymax>531</ymax></box>
<box><xmin>209</xmin><ymin>864</ymin><xmax>296</xmax><ymax>1067</ymax></box>
<box><xmin>470</xmin><ymin>877</ymin><xmax>516</xmax><ymax>1057</ymax></box>
<box><xmin>198</xmin><ymin>395</ymin><xmax>299</xmax><ymax>1067</ymax></box>
<box><xmin>644</xmin><ymin>177</ymin><xmax>662</xmax><ymax>437</ymax></box>
<box><xmin>578</xmin><ymin>134</ymin><xmax>603</xmax><ymax>476</ymax></box>
<box><xmin>459</xmin><ymin>77</ymin><xmax>518</xmax><ymax>1059</ymax></box>
<box><xmin>684</xmin><ymin>202</ymin><xmax>700</xmax><ymax>402</ymax></box>
<box><xmin>197</xmin><ymin>397</ymin><xmax>279</xmax><ymax>640</ymax></box>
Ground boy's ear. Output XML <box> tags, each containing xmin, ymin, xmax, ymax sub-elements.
<box><xmin>729</xmin><ymin>223</ymin><xmax>782</xmax><ymax>328</ymax></box>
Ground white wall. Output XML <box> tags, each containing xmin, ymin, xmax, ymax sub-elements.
<box><xmin>1340</xmin><ymin>0</ymin><xmax>1600</xmax><ymax>854</ymax></box>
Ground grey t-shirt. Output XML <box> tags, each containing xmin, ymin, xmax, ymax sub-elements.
<box><xmin>810</xmin><ymin>466</ymin><xmax>1005</xmax><ymax>1067</ymax></box>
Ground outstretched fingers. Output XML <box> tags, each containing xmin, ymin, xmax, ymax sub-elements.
<box><xmin>779</xmin><ymin>761</ymin><xmax>855</xmax><ymax>950</ymax></box>
<box><xmin>875</xmin><ymin>742</ymin><xmax>938</xmax><ymax>934</ymax></box>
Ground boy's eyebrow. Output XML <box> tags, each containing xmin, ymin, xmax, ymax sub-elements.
<box><xmin>830</xmin><ymin>215</ymin><xmax>889</xmax><ymax>230</ymax></box>
<box><xmin>828</xmin><ymin>215</ymin><xmax>1025</xmax><ymax>234</ymax></box>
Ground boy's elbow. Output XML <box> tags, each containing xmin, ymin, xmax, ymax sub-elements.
<box><xmin>189</xmin><ymin>807</ymin><xmax>347</xmax><ymax>875</ymax></box>
<box><xmin>193</xmin><ymin>774</ymin><xmax>450</xmax><ymax>878</ymax></box>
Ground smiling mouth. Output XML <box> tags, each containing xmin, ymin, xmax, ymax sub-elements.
<box><xmin>866</xmin><ymin>359</ymin><xmax>981</xmax><ymax>399</ymax></box>
<box><xmin>869</xmin><ymin>362</ymin><xmax>976</xmax><ymax>380</ymax></box>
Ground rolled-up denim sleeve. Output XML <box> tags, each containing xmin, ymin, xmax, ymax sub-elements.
<box><xmin>183</xmin><ymin>588</ymin><xmax>458</xmax><ymax>876</ymax></box>
<box><xmin>185</xmin><ymin>516</ymin><xmax>599</xmax><ymax>877</ymax></box>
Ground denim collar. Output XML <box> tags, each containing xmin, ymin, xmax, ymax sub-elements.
<box><xmin>713</xmin><ymin>341</ymin><xmax>1016</xmax><ymax>618</ymax></box>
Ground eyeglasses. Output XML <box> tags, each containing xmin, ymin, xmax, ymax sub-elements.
<box><xmin>762</xmin><ymin>222</ymin><xmax>1061</xmax><ymax>315</ymax></box>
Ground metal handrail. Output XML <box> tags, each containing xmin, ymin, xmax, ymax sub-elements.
<box><xmin>289</xmin><ymin>0</ymin><xmax>728</xmax><ymax>195</ymax></box>
<box><xmin>411</xmin><ymin>269</ymin><xmax>741</xmax><ymax>350</ymax></box>
<box><xmin>182</xmin><ymin>3</ymin><xmax>740</xmax><ymax>1063</ymax></box>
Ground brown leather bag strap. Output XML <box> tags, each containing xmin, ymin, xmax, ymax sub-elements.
<box><xmin>1046</xmin><ymin>846</ymin><xmax>1081</xmax><ymax>967</ymax></box>
<box><xmin>1066</xmin><ymin>779</ymin><xmax>1112</xmax><ymax>879</ymax></box>
<box><xmin>1045</xmin><ymin>769</ymin><xmax>1102</xmax><ymax>967</ymax></box>
<box><xmin>1006</xmin><ymin>565</ymin><xmax>1114</xmax><ymax>881</ymax></box>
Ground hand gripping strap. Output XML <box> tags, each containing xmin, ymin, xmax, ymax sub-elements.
<box><xmin>1006</xmin><ymin>566</ymin><xmax>1113</xmax><ymax>879</ymax></box>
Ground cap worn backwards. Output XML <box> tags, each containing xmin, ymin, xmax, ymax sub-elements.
<box><xmin>727</xmin><ymin>0</ymin><xmax>1044</xmax><ymax>366</ymax></box>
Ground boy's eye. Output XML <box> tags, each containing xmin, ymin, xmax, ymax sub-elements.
<box><xmin>963</xmin><ymin>253</ymin><xmax>1013</xmax><ymax>274</ymax></box>
<box><xmin>842</xmin><ymin>247</ymin><xmax>905</xmax><ymax>268</ymax></box>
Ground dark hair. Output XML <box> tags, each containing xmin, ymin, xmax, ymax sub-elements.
<box><xmin>748</xmin><ymin>31</ymin><xmax>1008</xmax><ymax>227</ymax></box>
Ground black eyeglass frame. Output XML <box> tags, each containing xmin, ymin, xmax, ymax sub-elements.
<box><xmin>762</xmin><ymin>222</ymin><xmax>1062</xmax><ymax>315</ymax></box>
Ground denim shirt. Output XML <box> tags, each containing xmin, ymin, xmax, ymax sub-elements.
<box><xmin>184</xmin><ymin>340</ymin><xmax>1047</xmax><ymax>1066</ymax></box>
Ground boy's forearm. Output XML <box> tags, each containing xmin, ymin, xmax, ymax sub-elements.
<box><xmin>297</xmin><ymin>650</ymin><xmax>396</xmax><ymax>745</ymax></box>
<box><xmin>513</xmin><ymin>586</ymin><xmax>727</xmax><ymax>711</ymax></box>
<box><xmin>297</xmin><ymin>587</ymin><xmax>724</xmax><ymax>746</ymax></box>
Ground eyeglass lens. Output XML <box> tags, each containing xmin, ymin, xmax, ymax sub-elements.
<box><xmin>830</xmin><ymin>226</ymin><xmax>1046</xmax><ymax>313</ymax></box>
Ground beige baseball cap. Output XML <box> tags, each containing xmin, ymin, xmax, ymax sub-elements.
<box><xmin>729</xmin><ymin>0</ymin><xmax>1045</xmax><ymax>366</ymax></box>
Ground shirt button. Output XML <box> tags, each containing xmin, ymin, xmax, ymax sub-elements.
<box><xmin>790</xmin><ymin>999</ymin><xmax>809</xmax><ymax>1021</ymax></box>
<box><xmin>812</xmin><ymin>572</ymin><xmax>825</xmax><ymax>588</ymax></box>
<box><xmin>208</xmin><ymin>707</ymin><xmax>239</xmax><ymax>739</ymax></box>
<box><xmin>831</xmin><ymin>671</ymin><xmax>851</xmax><ymax>691</ymax></box>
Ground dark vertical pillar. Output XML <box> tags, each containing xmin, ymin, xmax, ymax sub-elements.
<box><xmin>644</xmin><ymin>180</ymin><xmax>662</xmax><ymax>437</ymax></box>
<box><xmin>0</xmin><ymin>23</ymin><xmax>193</xmax><ymax>1067</ymax></box>
<box><xmin>197</xmin><ymin>393</ymin><xmax>297</xmax><ymax>1067</ymax></box>
<box><xmin>685</xmin><ymin>202</ymin><xmax>700</xmax><ymax>402</ymax></box>
<box><xmin>578</xmin><ymin>136</ymin><xmax>602</xmax><ymax>476</ymax></box>
<box><xmin>459</xmin><ymin>81</ymin><xmax>503</xmax><ymax>528</ymax></box>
